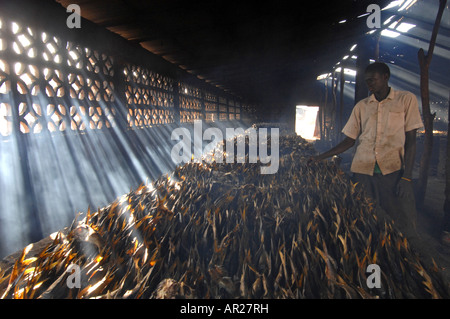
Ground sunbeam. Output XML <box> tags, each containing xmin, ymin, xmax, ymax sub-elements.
<box><xmin>0</xmin><ymin>15</ymin><xmax>249</xmax><ymax>259</ymax></box>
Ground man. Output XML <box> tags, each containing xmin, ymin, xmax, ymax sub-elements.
<box><xmin>312</xmin><ymin>62</ymin><xmax>423</xmax><ymax>236</ymax></box>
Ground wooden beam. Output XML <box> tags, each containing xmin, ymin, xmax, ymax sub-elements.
<box><xmin>354</xmin><ymin>36</ymin><xmax>372</xmax><ymax>104</ymax></box>
<box><xmin>416</xmin><ymin>0</ymin><xmax>447</xmax><ymax>207</ymax></box>
<box><xmin>444</xmin><ymin>87</ymin><xmax>450</xmax><ymax>232</ymax></box>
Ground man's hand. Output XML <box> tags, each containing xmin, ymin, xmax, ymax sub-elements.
<box><xmin>396</xmin><ymin>178</ymin><xmax>414</xmax><ymax>198</ymax></box>
<box><xmin>307</xmin><ymin>137</ymin><xmax>356</xmax><ymax>165</ymax></box>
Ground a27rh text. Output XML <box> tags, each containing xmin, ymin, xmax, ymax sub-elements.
<box><xmin>180</xmin><ymin>303</ymin><xmax>269</xmax><ymax>316</ymax></box>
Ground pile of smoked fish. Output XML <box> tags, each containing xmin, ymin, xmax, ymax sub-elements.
<box><xmin>0</xmin><ymin>133</ymin><xmax>448</xmax><ymax>299</ymax></box>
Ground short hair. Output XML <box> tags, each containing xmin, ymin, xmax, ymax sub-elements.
<box><xmin>365</xmin><ymin>62</ymin><xmax>390</xmax><ymax>78</ymax></box>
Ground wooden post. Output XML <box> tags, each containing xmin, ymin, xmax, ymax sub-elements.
<box><xmin>444</xmin><ymin>88</ymin><xmax>450</xmax><ymax>232</ymax></box>
<box><xmin>354</xmin><ymin>36</ymin><xmax>371</xmax><ymax>105</ymax></box>
<box><xmin>331</xmin><ymin>71</ymin><xmax>338</xmax><ymax>143</ymax></box>
<box><xmin>416</xmin><ymin>0</ymin><xmax>447</xmax><ymax>207</ymax></box>
<box><xmin>374</xmin><ymin>30</ymin><xmax>381</xmax><ymax>62</ymax></box>
<box><xmin>339</xmin><ymin>66</ymin><xmax>345</xmax><ymax>136</ymax></box>
<box><xmin>323</xmin><ymin>77</ymin><xmax>328</xmax><ymax>141</ymax></box>
<box><xmin>317</xmin><ymin>86</ymin><xmax>323</xmax><ymax>140</ymax></box>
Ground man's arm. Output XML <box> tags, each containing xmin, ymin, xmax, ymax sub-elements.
<box><xmin>312</xmin><ymin>136</ymin><xmax>356</xmax><ymax>161</ymax></box>
<box><xmin>402</xmin><ymin>129</ymin><xmax>417</xmax><ymax>180</ymax></box>
<box><xmin>396</xmin><ymin>129</ymin><xmax>417</xmax><ymax>198</ymax></box>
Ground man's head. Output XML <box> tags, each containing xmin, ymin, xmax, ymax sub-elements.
<box><xmin>364</xmin><ymin>62</ymin><xmax>390</xmax><ymax>95</ymax></box>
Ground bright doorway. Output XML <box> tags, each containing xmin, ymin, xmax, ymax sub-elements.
<box><xmin>295</xmin><ymin>105</ymin><xmax>319</xmax><ymax>140</ymax></box>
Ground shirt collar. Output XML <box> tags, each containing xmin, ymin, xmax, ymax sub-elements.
<box><xmin>368</xmin><ymin>87</ymin><xmax>395</xmax><ymax>103</ymax></box>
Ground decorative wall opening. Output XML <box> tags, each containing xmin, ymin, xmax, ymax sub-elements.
<box><xmin>124</xmin><ymin>63</ymin><xmax>175</xmax><ymax>128</ymax></box>
<box><xmin>0</xmin><ymin>13</ymin><xmax>247</xmax><ymax>258</ymax></box>
<box><xmin>0</xmin><ymin>16</ymin><xmax>244</xmax><ymax>140</ymax></box>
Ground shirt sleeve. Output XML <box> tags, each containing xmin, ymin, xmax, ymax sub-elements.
<box><xmin>404</xmin><ymin>92</ymin><xmax>423</xmax><ymax>132</ymax></box>
<box><xmin>342</xmin><ymin>103</ymin><xmax>361</xmax><ymax>140</ymax></box>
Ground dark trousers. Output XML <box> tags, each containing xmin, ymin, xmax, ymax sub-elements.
<box><xmin>352</xmin><ymin>170</ymin><xmax>418</xmax><ymax>237</ymax></box>
<box><xmin>443</xmin><ymin>202</ymin><xmax>450</xmax><ymax>232</ymax></box>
